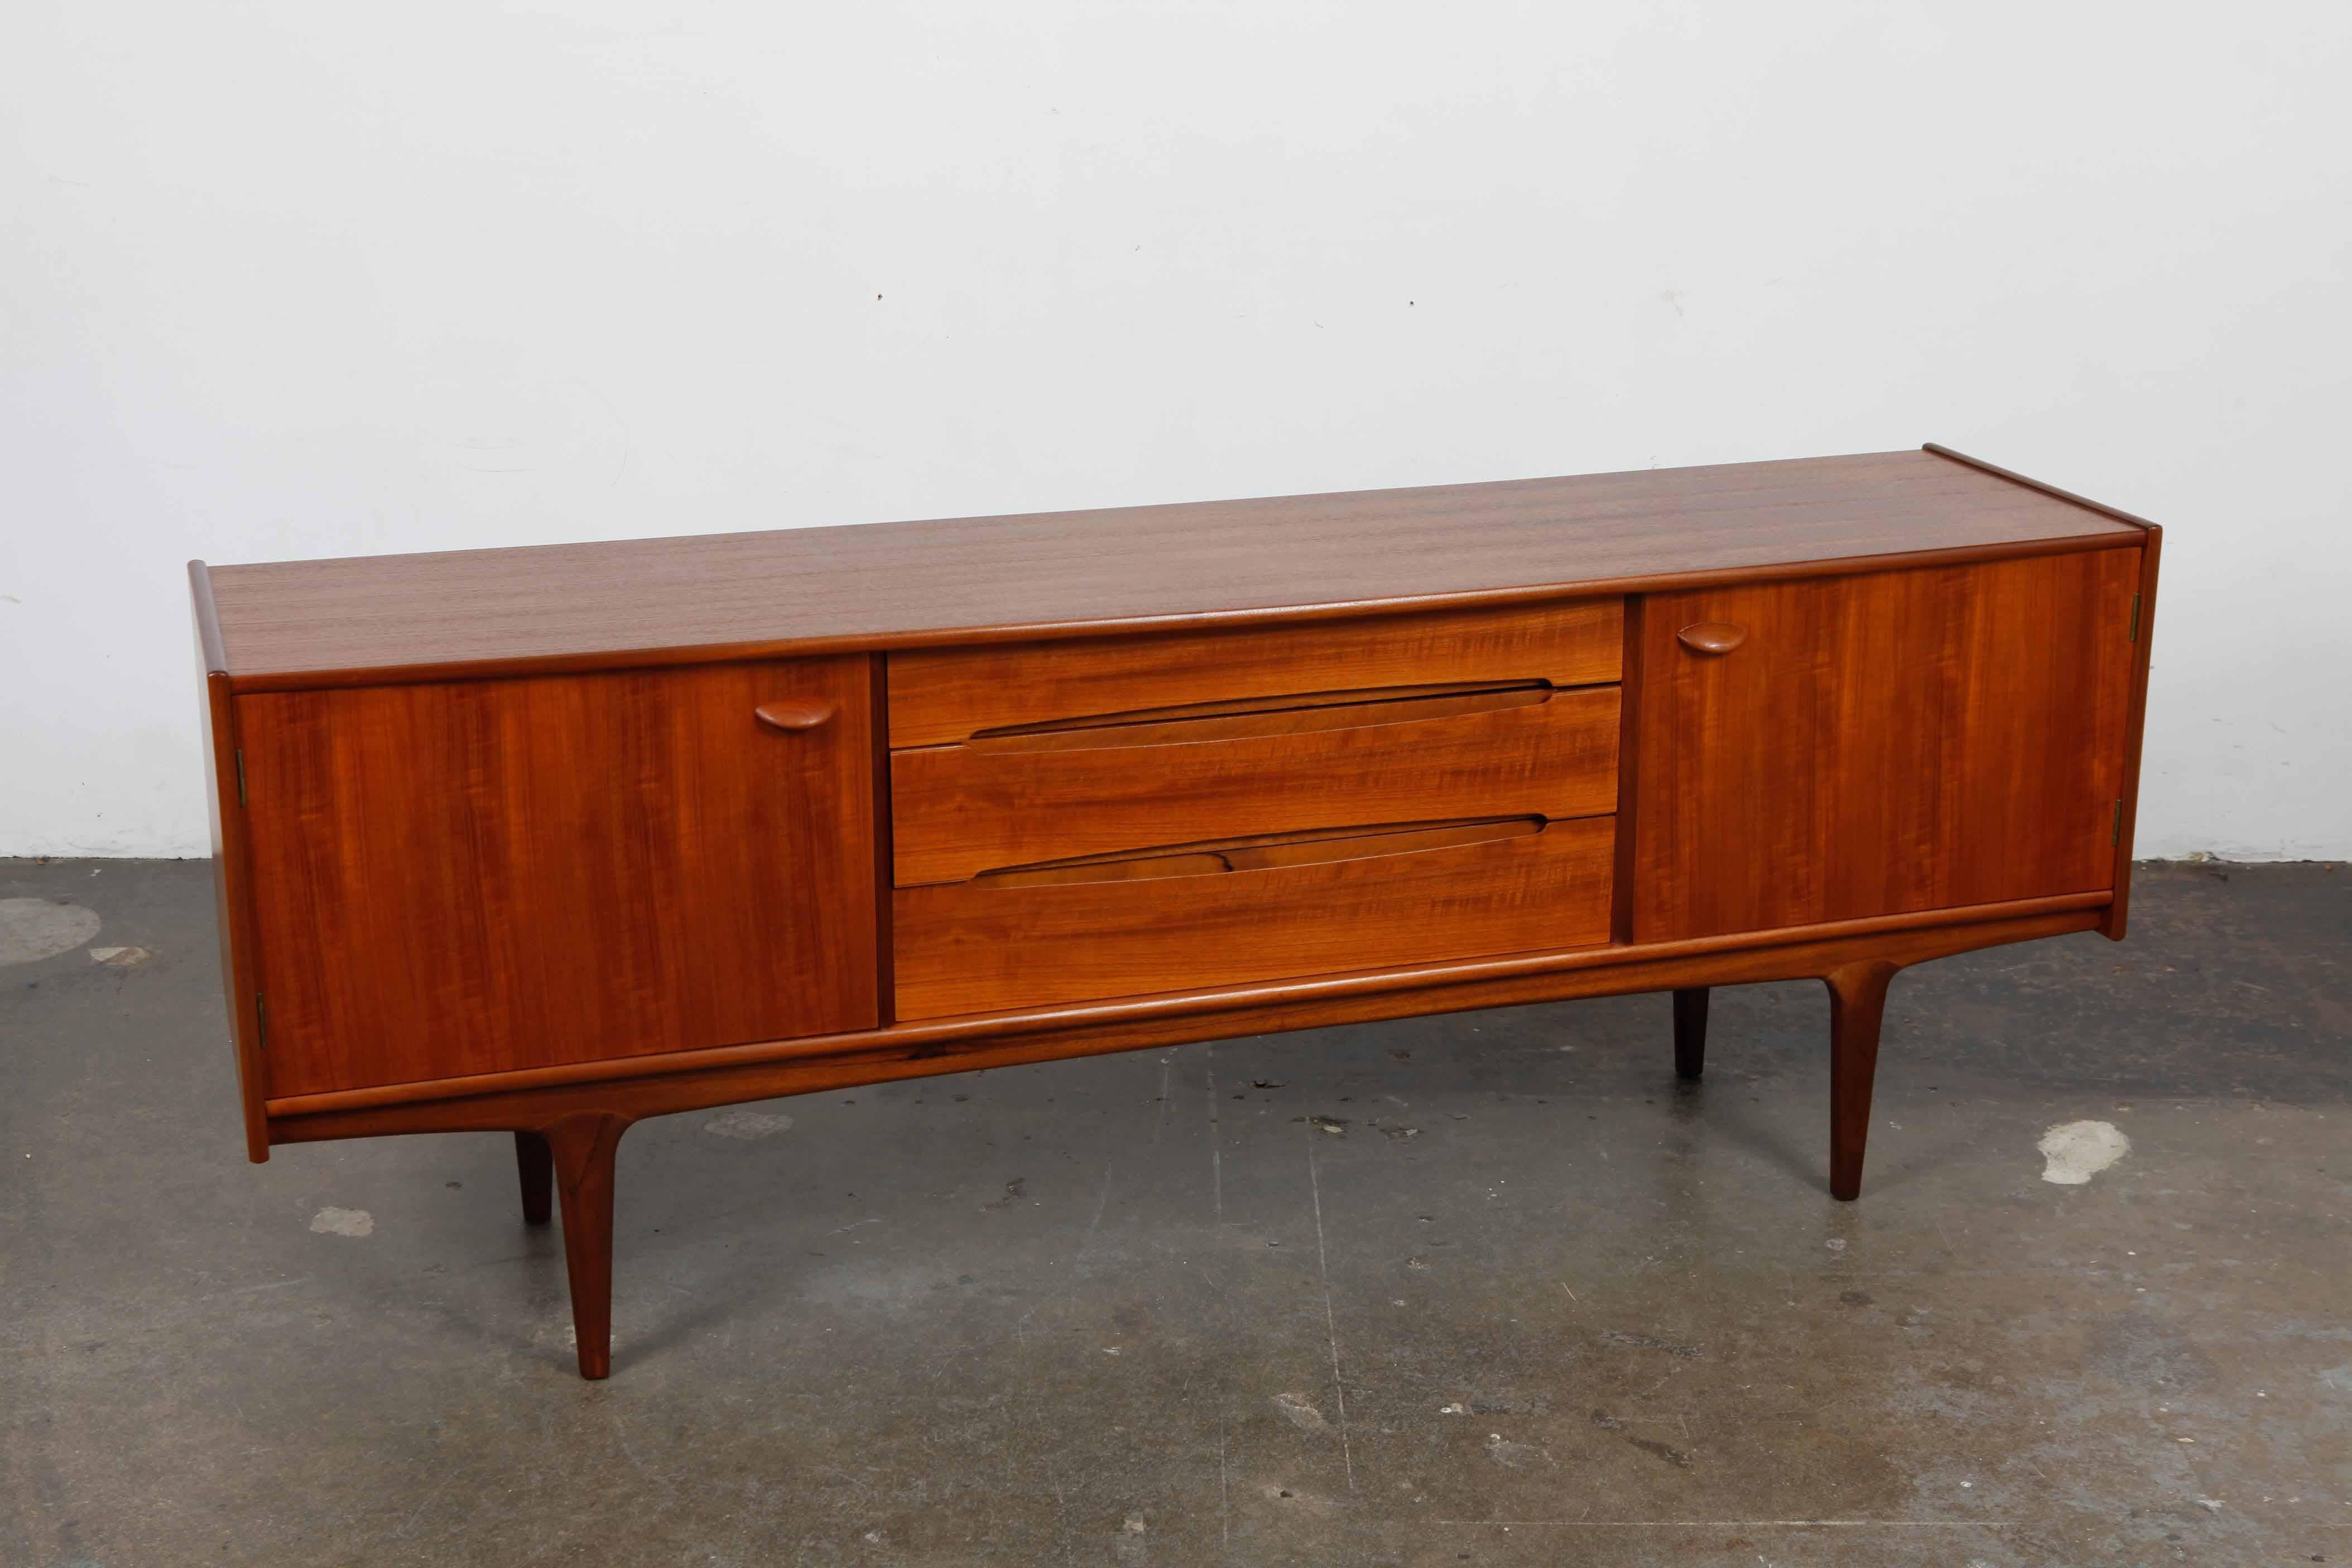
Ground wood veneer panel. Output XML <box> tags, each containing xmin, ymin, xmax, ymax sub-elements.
<box><xmin>204</xmin><ymin>450</ymin><xmax>2143</xmax><ymax>685</ymax></box>
<box><xmin>892</xmin><ymin>814</ymin><xmax>1615</xmax><ymax>1019</ymax></box>
<box><xmin>892</xmin><ymin>686</ymin><xmax>1620</xmax><ymax>886</ymax></box>
<box><xmin>887</xmin><ymin>600</ymin><xmax>1622</xmax><ymax>747</ymax></box>
<box><xmin>238</xmin><ymin>657</ymin><xmax>878</xmax><ymax>1096</ymax></box>
<box><xmin>1632</xmin><ymin>549</ymin><xmax>2141</xmax><ymax>941</ymax></box>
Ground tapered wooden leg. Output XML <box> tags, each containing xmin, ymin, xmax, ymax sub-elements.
<box><xmin>513</xmin><ymin>1131</ymin><xmax>553</xmax><ymax>1225</ymax></box>
<box><xmin>541</xmin><ymin>1112</ymin><xmax>632</xmax><ymax>1379</ymax></box>
<box><xmin>1672</xmin><ymin>988</ymin><xmax>1709</xmax><ymax>1079</ymax></box>
<box><xmin>1824</xmin><ymin>960</ymin><xmax>1898</xmax><ymax>1201</ymax></box>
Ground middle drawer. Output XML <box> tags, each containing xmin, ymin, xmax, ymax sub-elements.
<box><xmin>891</xmin><ymin>682</ymin><xmax>1622</xmax><ymax>887</ymax></box>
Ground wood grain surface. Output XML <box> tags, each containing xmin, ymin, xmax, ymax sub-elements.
<box><xmin>891</xmin><ymin>686</ymin><xmax>1620</xmax><ymax>886</ymax></box>
<box><xmin>887</xmin><ymin>600</ymin><xmax>1623</xmax><ymax>747</ymax></box>
<box><xmin>1825</xmin><ymin>960</ymin><xmax>1898</xmax><ymax>1201</ymax></box>
<box><xmin>203</xmin><ymin>450</ymin><xmax>2142</xmax><ymax>686</ymax></box>
<box><xmin>1631</xmin><ymin>549</ymin><xmax>2142</xmax><ymax>940</ymax></box>
<box><xmin>237</xmin><ymin>657</ymin><xmax>879</xmax><ymax>1095</ymax></box>
<box><xmin>892</xmin><ymin>814</ymin><xmax>1615</xmax><ymax>1019</ymax></box>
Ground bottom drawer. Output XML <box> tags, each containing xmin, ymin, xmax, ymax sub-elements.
<box><xmin>892</xmin><ymin>815</ymin><xmax>1615</xmax><ymax>1020</ymax></box>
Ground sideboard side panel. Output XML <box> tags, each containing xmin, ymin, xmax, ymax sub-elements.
<box><xmin>2100</xmin><ymin>532</ymin><xmax>2162</xmax><ymax>939</ymax></box>
<box><xmin>1632</xmin><ymin>550</ymin><xmax>2139</xmax><ymax>941</ymax></box>
<box><xmin>238</xmin><ymin>657</ymin><xmax>879</xmax><ymax>1097</ymax></box>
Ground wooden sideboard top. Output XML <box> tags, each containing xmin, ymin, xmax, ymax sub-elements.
<box><xmin>198</xmin><ymin>445</ymin><xmax>2148</xmax><ymax>687</ymax></box>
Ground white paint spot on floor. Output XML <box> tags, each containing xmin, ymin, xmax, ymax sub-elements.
<box><xmin>2319</xmin><ymin>1362</ymin><xmax>2352</xmax><ymax>1394</ymax></box>
<box><xmin>0</xmin><ymin>899</ymin><xmax>102</xmax><ymax>965</ymax></box>
<box><xmin>89</xmin><ymin>945</ymin><xmax>153</xmax><ymax>968</ymax></box>
<box><xmin>309</xmin><ymin>1207</ymin><xmax>374</xmax><ymax>1237</ymax></box>
<box><xmin>703</xmin><ymin>1109</ymin><xmax>793</xmax><ymax>1139</ymax></box>
<box><xmin>2038</xmin><ymin>1120</ymin><xmax>2130</xmax><ymax>1184</ymax></box>
<box><xmin>1273</xmin><ymin>1392</ymin><xmax>1329</xmax><ymax>1431</ymax></box>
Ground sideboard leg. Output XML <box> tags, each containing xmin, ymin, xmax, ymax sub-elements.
<box><xmin>1824</xmin><ymin>961</ymin><xmax>1898</xmax><ymax>1201</ymax></box>
<box><xmin>1672</xmin><ymin>988</ymin><xmax>1709</xmax><ymax>1079</ymax></box>
<box><xmin>513</xmin><ymin>1131</ymin><xmax>554</xmax><ymax>1225</ymax></box>
<box><xmin>542</xmin><ymin>1112</ymin><xmax>633</xmax><ymax>1379</ymax></box>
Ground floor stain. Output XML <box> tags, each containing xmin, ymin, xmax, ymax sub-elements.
<box><xmin>1272</xmin><ymin>1392</ymin><xmax>1329</xmax><ymax>1431</ymax></box>
<box><xmin>0</xmin><ymin>898</ymin><xmax>101</xmax><ymax>964</ymax></box>
<box><xmin>1627</xmin><ymin>1434</ymin><xmax>1695</xmax><ymax>1469</ymax></box>
<box><xmin>702</xmin><ymin>1109</ymin><xmax>793</xmax><ymax>1139</ymax></box>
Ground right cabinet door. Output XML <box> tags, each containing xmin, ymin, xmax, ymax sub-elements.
<box><xmin>1630</xmin><ymin>547</ymin><xmax>2144</xmax><ymax>942</ymax></box>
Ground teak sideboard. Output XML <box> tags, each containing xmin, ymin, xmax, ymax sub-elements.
<box><xmin>190</xmin><ymin>444</ymin><xmax>2161</xmax><ymax>1379</ymax></box>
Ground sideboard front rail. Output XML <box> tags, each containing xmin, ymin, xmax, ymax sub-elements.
<box><xmin>261</xmin><ymin>890</ymin><xmax>2112</xmax><ymax>1140</ymax></box>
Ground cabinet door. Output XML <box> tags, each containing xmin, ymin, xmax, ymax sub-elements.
<box><xmin>239</xmin><ymin>657</ymin><xmax>877</xmax><ymax>1096</ymax></box>
<box><xmin>1630</xmin><ymin>549</ymin><xmax>2142</xmax><ymax>942</ymax></box>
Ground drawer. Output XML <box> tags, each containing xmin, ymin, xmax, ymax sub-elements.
<box><xmin>892</xmin><ymin>814</ymin><xmax>1615</xmax><ymax>1019</ymax></box>
<box><xmin>890</xmin><ymin>684</ymin><xmax>1621</xmax><ymax>886</ymax></box>
<box><xmin>886</xmin><ymin>599</ymin><xmax>1623</xmax><ymax>748</ymax></box>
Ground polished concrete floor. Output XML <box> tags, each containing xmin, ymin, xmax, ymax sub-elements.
<box><xmin>2</xmin><ymin>858</ymin><xmax>2348</xmax><ymax>1566</ymax></box>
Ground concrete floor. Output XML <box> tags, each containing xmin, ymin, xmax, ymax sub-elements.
<box><xmin>2</xmin><ymin>859</ymin><xmax>2347</xmax><ymax>1566</ymax></box>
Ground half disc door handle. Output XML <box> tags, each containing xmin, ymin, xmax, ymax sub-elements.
<box><xmin>1676</xmin><ymin>623</ymin><xmax>1748</xmax><ymax>656</ymax></box>
<box><xmin>755</xmin><ymin>699</ymin><xmax>839</xmax><ymax>732</ymax></box>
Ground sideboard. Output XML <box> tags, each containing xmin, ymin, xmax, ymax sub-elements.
<box><xmin>190</xmin><ymin>444</ymin><xmax>2161</xmax><ymax>1379</ymax></box>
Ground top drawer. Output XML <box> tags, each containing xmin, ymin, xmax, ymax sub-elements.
<box><xmin>886</xmin><ymin>600</ymin><xmax>1624</xmax><ymax>748</ymax></box>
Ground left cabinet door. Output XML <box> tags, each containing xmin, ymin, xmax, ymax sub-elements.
<box><xmin>236</xmin><ymin>657</ymin><xmax>878</xmax><ymax>1098</ymax></box>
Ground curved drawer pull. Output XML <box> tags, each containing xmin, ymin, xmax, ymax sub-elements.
<box><xmin>754</xmin><ymin>699</ymin><xmax>839</xmax><ymax>732</ymax></box>
<box><xmin>1676</xmin><ymin>622</ymin><xmax>1748</xmax><ymax>656</ymax></box>
<box><xmin>968</xmin><ymin>682</ymin><xmax>1550</xmax><ymax>753</ymax></box>
<box><xmin>971</xmin><ymin>816</ymin><xmax>1545</xmax><ymax>888</ymax></box>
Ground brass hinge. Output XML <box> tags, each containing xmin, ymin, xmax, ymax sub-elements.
<box><xmin>2111</xmin><ymin>800</ymin><xmax>2124</xmax><ymax>845</ymax></box>
<box><xmin>2129</xmin><ymin>593</ymin><xmax>2141</xmax><ymax>643</ymax></box>
<box><xmin>235</xmin><ymin>748</ymin><xmax>248</xmax><ymax>807</ymax></box>
<box><xmin>254</xmin><ymin>993</ymin><xmax>267</xmax><ymax>1050</ymax></box>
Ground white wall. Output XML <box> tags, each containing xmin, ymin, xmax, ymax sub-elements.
<box><xmin>4</xmin><ymin>1</ymin><xmax>2348</xmax><ymax>859</ymax></box>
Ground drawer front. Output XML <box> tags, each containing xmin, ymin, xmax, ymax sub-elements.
<box><xmin>893</xmin><ymin>814</ymin><xmax>1615</xmax><ymax>1019</ymax></box>
<box><xmin>887</xmin><ymin>599</ymin><xmax>1623</xmax><ymax>748</ymax></box>
<box><xmin>891</xmin><ymin>685</ymin><xmax>1621</xmax><ymax>887</ymax></box>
